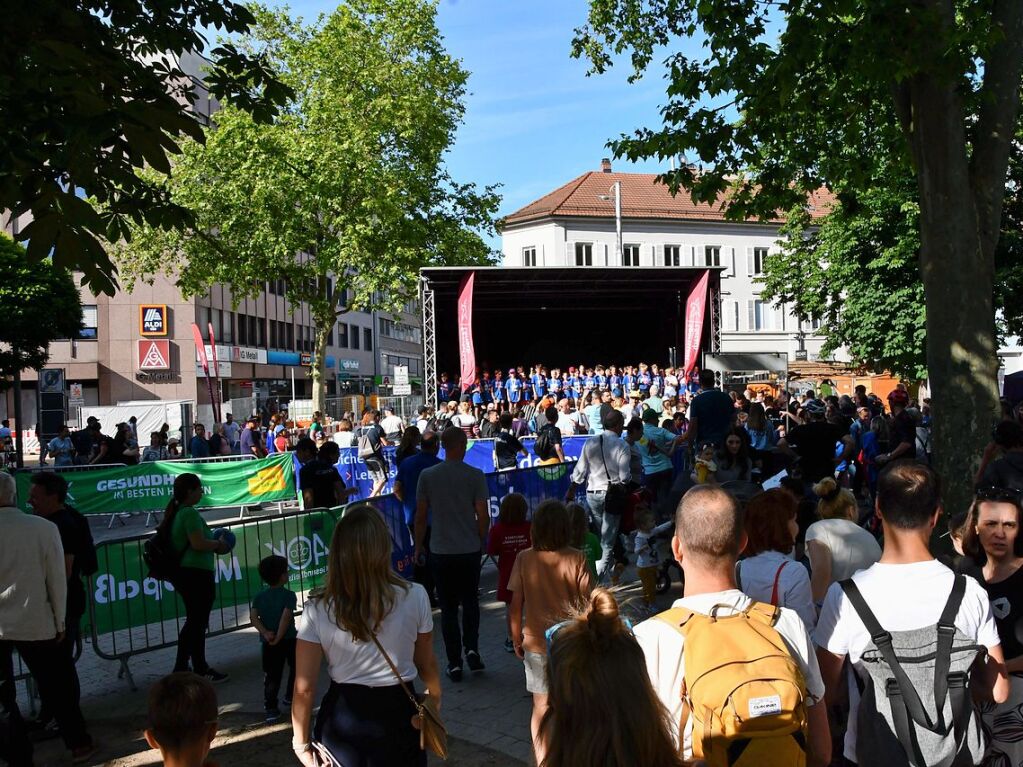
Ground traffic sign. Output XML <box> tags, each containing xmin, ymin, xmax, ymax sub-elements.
<box><xmin>69</xmin><ymin>382</ymin><xmax>84</xmax><ymax>406</ymax></box>
<box><xmin>394</xmin><ymin>365</ymin><xmax>409</xmax><ymax>385</ymax></box>
<box><xmin>393</xmin><ymin>383</ymin><xmax>412</xmax><ymax>395</ymax></box>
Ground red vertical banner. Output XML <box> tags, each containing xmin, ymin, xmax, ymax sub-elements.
<box><xmin>457</xmin><ymin>272</ymin><xmax>477</xmax><ymax>391</ymax></box>
<box><xmin>208</xmin><ymin>322</ymin><xmax>222</xmax><ymax>426</ymax></box>
<box><xmin>683</xmin><ymin>270</ymin><xmax>710</xmax><ymax>376</ymax></box>
<box><xmin>191</xmin><ymin>323</ymin><xmax>217</xmax><ymax>430</ymax></box>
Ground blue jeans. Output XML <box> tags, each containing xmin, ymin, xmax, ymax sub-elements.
<box><xmin>586</xmin><ymin>490</ymin><xmax>620</xmax><ymax>580</ymax></box>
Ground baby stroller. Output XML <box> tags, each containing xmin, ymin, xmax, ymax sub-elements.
<box><xmin>653</xmin><ymin>521</ymin><xmax>683</xmax><ymax>594</ymax></box>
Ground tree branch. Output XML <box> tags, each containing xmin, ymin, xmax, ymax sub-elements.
<box><xmin>969</xmin><ymin>0</ymin><xmax>1023</xmax><ymax>260</ymax></box>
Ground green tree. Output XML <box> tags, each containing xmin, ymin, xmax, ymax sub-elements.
<box><xmin>1</xmin><ymin>0</ymin><xmax>292</xmax><ymax>295</ymax></box>
<box><xmin>0</xmin><ymin>235</ymin><xmax>83</xmax><ymax>381</ymax></box>
<box><xmin>574</xmin><ymin>0</ymin><xmax>1023</xmax><ymax>514</ymax></box>
<box><xmin>763</xmin><ymin>134</ymin><xmax>1023</xmax><ymax>381</ymax></box>
<box><xmin>115</xmin><ymin>1</ymin><xmax>499</xmax><ymax>412</ymax></box>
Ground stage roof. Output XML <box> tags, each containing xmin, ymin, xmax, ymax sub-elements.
<box><xmin>420</xmin><ymin>265</ymin><xmax>723</xmax><ymax>312</ymax></box>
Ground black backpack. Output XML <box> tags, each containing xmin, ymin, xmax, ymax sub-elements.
<box><xmin>65</xmin><ymin>505</ymin><xmax>99</xmax><ymax>577</ymax></box>
<box><xmin>534</xmin><ymin>424</ymin><xmax>555</xmax><ymax>461</ymax></box>
<box><xmin>143</xmin><ymin>524</ymin><xmax>184</xmax><ymax>581</ymax></box>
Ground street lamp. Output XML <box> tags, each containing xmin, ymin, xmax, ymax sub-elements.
<box><xmin>597</xmin><ymin>181</ymin><xmax>622</xmax><ymax>262</ymax></box>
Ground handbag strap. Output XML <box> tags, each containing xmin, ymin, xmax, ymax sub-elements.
<box><xmin>597</xmin><ymin>434</ymin><xmax>619</xmax><ymax>485</ymax></box>
<box><xmin>368</xmin><ymin>630</ymin><xmax>420</xmax><ymax>710</ymax></box>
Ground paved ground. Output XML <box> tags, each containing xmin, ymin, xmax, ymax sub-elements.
<box><xmin>20</xmin><ymin>515</ymin><xmax>683</xmax><ymax>767</ymax></box>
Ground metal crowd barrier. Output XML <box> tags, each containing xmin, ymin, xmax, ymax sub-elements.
<box><xmin>87</xmin><ymin>506</ymin><xmax>344</xmax><ymax>690</ymax></box>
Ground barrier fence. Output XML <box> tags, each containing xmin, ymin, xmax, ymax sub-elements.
<box><xmin>81</xmin><ymin>462</ymin><xmax>575</xmax><ymax>688</ymax></box>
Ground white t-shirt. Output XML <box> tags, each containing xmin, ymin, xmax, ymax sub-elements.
<box><xmin>814</xmin><ymin>559</ymin><xmax>1001</xmax><ymax>760</ymax></box>
<box><xmin>380</xmin><ymin>415</ymin><xmax>404</xmax><ymax>435</ymax></box>
<box><xmin>297</xmin><ymin>583</ymin><xmax>433</xmax><ymax>686</ymax></box>
<box><xmin>805</xmin><ymin>518</ymin><xmax>881</xmax><ymax>584</ymax></box>
<box><xmin>333</xmin><ymin>431</ymin><xmax>356</xmax><ymax>448</ymax></box>
<box><xmin>635</xmin><ymin>589</ymin><xmax>825</xmax><ymax>756</ymax></box>
<box><xmin>737</xmin><ymin>551</ymin><xmax>817</xmax><ymax>631</ymax></box>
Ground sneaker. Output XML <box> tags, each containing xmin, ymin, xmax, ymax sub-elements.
<box><xmin>446</xmin><ymin>664</ymin><xmax>463</xmax><ymax>682</ymax></box>
<box><xmin>71</xmin><ymin>743</ymin><xmax>98</xmax><ymax>764</ymax></box>
<box><xmin>202</xmin><ymin>668</ymin><xmax>229</xmax><ymax>683</ymax></box>
<box><xmin>465</xmin><ymin>650</ymin><xmax>485</xmax><ymax>673</ymax></box>
<box><xmin>265</xmin><ymin>708</ymin><xmax>282</xmax><ymax>724</ymax></box>
<box><xmin>504</xmin><ymin>638</ymin><xmax>514</xmax><ymax>653</ymax></box>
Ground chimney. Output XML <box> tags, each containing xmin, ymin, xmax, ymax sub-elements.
<box><xmin>601</xmin><ymin>157</ymin><xmax>612</xmax><ymax>173</ymax></box>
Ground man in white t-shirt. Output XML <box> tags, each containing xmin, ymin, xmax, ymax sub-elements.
<box><xmin>634</xmin><ymin>484</ymin><xmax>831</xmax><ymax>764</ymax></box>
<box><xmin>814</xmin><ymin>461</ymin><xmax>1009</xmax><ymax>763</ymax></box>
<box><xmin>379</xmin><ymin>407</ymin><xmax>404</xmax><ymax>440</ymax></box>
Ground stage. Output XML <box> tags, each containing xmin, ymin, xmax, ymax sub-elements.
<box><xmin>419</xmin><ymin>266</ymin><xmax>722</xmax><ymax>402</ymax></box>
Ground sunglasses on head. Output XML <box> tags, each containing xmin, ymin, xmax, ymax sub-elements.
<box><xmin>975</xmin><ymin>486</ymin><xmax>1023</xmax><ymax>503</ymax></box>
<box><xmin>544</xmin><ymin>616</ymin><xmax>634</xmax><ymax>655</ymax></box>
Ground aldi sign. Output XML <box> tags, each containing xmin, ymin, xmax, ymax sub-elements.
<box><xmin>139</xmin><ymin>305</ymin><xmax>168</xmax><ymax>337</ymax></box>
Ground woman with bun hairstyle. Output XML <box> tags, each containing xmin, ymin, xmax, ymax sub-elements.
<box><xmin>804</xmin><ymin>476</ymin><xmax>881</xmax><ymax>605</ymax></box>
<box><xmin>540</xmin><ymin>589</ymin><xmax>684</xmax><ymax>767</ymax></box>
<box><xmin>162</xmin><ymin>473</ymin><xmax>232</xmax><ymax>681</ymax></box>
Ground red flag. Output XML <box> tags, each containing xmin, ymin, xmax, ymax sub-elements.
<box><xmin>191</xmin><ymin>323</ymin><xmax>217</xmax><ymax>429</ymax></box>
<box><xmin>457</xmin><ymin>272</ymin><xmax>477</xmax><ymax>390</ymax></box>
<box><xmin>683</xmin><ymin>270</ymin><xmax>710</xmax><ymax>376</ymax></box>
<box><xmin>208</xmin><ymin>322</ymin><xmax>222</xmax><ymax>426</ymax></box>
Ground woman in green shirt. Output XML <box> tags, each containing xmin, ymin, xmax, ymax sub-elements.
<box><xmin>160</xmin><ymin>473</ymin><xmax>231</xmax><ymax>682</ymax></box>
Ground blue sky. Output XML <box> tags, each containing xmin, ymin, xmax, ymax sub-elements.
<box><xmin>275</xmin><ymin>0</ymin><xmax>688</xmax><ymax>239</ymax></box>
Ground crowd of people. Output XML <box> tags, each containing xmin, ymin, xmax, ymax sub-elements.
<box><xmin>5</xmin><ymin>364</ymin><xmax>1023</xmax><ymax>767</ymax></box>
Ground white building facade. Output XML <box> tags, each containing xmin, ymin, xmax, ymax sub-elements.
<box><xmin>498</xmin><ymin>161</ymin><xmax>838</xmax><ymax>363</ymax></box>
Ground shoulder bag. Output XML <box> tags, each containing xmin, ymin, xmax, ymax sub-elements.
<box><xmin>599</xmin><ymin>434</ymin><xmax>629</xmax><ymax>516</ymax></box>
<box><xmin>369</xmin><ymin>632</ymin><xmax>447</xmax><ymax>759</ymax></box>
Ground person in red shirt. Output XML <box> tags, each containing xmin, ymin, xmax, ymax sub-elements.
<box><xmin>487</xmin><ymin>493</ymin><xmax>532</xmax><ymax>653</ymax></box>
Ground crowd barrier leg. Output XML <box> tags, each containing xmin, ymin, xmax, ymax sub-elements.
<box><xmin>116</xmin><ymin>657</ymin><xmax>137</xmax><ymax>691</ymax></box>
<box><xmin>107</xmin><ymin>512</ymin><xmax>127</xmax><ymax>530</ymax></box>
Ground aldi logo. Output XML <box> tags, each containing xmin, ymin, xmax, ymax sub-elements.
<box><xmin>139</xmin><ymin>305</ymin><xmax>168</xmax><ymax>336</ymax></box>
<box><xmin>138</xmin><ymin>340</ymin><xmax>171</xmax><ymax>371</ymax></box>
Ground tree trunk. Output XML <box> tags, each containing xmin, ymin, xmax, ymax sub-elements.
<box><xmin>311</xmin><ymin>322</ymin><xmax>331</xmax><ymax>416</ymax></box>
<box><xmin>909</xmin><ymin>75</ymin><xmax>1000</xmax><ymax>521</ymax></box>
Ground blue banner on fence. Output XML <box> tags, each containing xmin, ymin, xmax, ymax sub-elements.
<box><xmin>483</xmin><ymin>464</ymin><xmax>576</xmax><ymax>525</ymax></box>
<box><xmin>302</xmin><ymin>436</ymin><xmax>589</xmax><ymax>502</ymax></box>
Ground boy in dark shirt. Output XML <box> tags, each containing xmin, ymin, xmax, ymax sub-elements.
<box><xmin>250</xmin><ymin>555</ymin><xmax>297</xmax><ymax>722</ymax></box>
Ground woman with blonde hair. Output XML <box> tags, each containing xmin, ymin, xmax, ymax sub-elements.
<box><xmin>540</xmin><ymin>589</ymin><xmax>684</xmax><ymax>767</ymax></box>
<box><xmin>291</xmin><ymin>506</ymin><xmax>440</xmax><ymax>767</ymax></box>
<box><xmin>805</xmin><ymin>476</ymin><xmax>881</xmax><ymax>604</ymax></box>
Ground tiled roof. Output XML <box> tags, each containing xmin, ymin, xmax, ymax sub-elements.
<box><xmin>500</xmin><ymin>168</ymin><xmax>834</xmax><ymax>228</ymax></box>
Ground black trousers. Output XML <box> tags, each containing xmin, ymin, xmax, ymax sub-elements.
<box><xmin>407</xmin><ymin>524</ymin><xmax>436</xmax><ymax>600</ymax></box>
<box><xmin>171</xmin><ymin>567</ymin><xmax>216</xmax><ymax>674</ymax></box>
<box><xmin>431</xmin><ymin>551</ymin><xmax>481</xmax><ymax>668</ymax></box>
<box><xmin>0</xmin><ymin>642</ymin><xmax>32</xmax><ymax>767</ymax></box>
<box><xmin>35</xmin><ymin>618</ymin><xmax>81</xmax><ymax>725</ymax></box>
<box><xmin>314</xmin><ymin>681</ymin><xmax>424</xmax><ymax>767</ymax></box>
<box><xmin>0</xmin><ymin>637</ymin><xmax>91</xmax><ymax>752</ymax></box>
<box><xmin>262</xmin><ymin>637</ymin><xmax>296</xmax><ymax>710</ymax></box>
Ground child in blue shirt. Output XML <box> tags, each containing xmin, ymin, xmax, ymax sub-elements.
<box><xmin>250</xmin><ymin>555</ymin><xmax>297</xmax><ymax>723</ymax></box>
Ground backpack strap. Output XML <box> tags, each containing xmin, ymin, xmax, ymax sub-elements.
<box><xmin>932</xmin><ymin>574</ymin><xmax>967</xmax><ymax>727</ymax></box>
<box><xmin>654</xmin><ymin>607</ymin><xmax>697</xmax><ymax>760</ymax></box>
<box><xmin>840</xmin><ymin>578</ymin><xmax>948</xmax><ymax>736</ymax></box>
<box><xmin>770</xmin><ymin>560</ymin><xmax>789</xmax><ymax>606</ymax></box>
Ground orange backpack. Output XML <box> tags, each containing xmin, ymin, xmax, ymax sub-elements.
<box><xmin>656</xmin><ymin>602</ymin><xmax>809</xmax><ymax>766</ymax></box>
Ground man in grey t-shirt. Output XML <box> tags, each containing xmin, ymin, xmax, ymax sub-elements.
<box><xmin>415</xmin><ymin>427</ymin><xmax>490</xmax><ymax>681</ymax></box>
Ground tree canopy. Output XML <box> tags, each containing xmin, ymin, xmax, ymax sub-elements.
<box><xmin>573</xmin><ymin>0</ymin><xmax>1023</xmax><ymax>514</ymax></box>
<box><xmin>0</xmin><ymin>235</ymin><xmax>83</xmax><ymax>384</ymax></box>
<box><xmin>115</xmin><ymin>0</ymin><xmax>500</xmax><ymax>410</ymax></box>
<box><xmin>0</xmin><ymin>0</ymin><xmax>292</xmax><ymax>294</ymax></box>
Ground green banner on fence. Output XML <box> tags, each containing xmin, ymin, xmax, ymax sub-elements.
<box><xmin>90</xmin><ymin>510</ymin><xmax>337</xmax><ymax>636</ymax></box>
<box><xmin>15</xmin><ymin>454</ymin><xmax>296</xmax><ymax>515</ymax></box>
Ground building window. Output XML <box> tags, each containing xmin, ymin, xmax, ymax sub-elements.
<box><xmin>379</xmin><ymin>318</ymin><xmax>423</xmax><ymax>344</ymax></box>
<box><xmin>804</xmin><ymin>316</ymin><xmax>823</xmax><ymax>331</ymax></box>
<box><xmin>750</xmin><ymin>246</ymin><xmax>768</xmax><ymax>275</ymax></box>
<box><xmin>237</xmin><ymin>315</ymin><xmax>247</xmax><ymax>346</ymax></box>
<box><xmin>574</xmin><ymin>242</ymin><xmax>593</xmax><ymax>266</ymax></box>
<box><xmin>664</xmin><ymin>244</ymin><xmax>681</xmax><ymax>267</ymax></box>
<box><xmin>364</xmin><ymin>328</ymin><xmax>372</xmax><ymax>351</ymax></box>
<box><xmin>622</xmin><ymin>243</ymin><xmax>640</xmax><ymax>266</ymax></box>
<box><xmin>285</xmin><ymin>322</ymin><xmax>293</xmax><ymax>349</ymax></box>
<box><xmin>748</xmin><ymin>299</ymin><xmax>776</xmax><ymax>332</ymax></box>
<box><xmin>724</xmin><ymin>301</ymin><xmax>739</xmax><ymax>332</ymax></box>
<box><xmin>523</xmin><ymin>246</ymin><xmax>537</xmax><ymax>267</ymax></box>
<box><xmin>338</xmin><ymin>322</ymin><xmax>348</xmax><ymax>348</ymax></box>
<box><xmin>221</xmin><ymin>312</ymin><xmax>234</xmax><ymax>343</ymax></box>
<box><xmin>351</xmin><ymin>325</ymin><xmax>360</xmax><ymax>350</ymax></box>
<box><xmin>269</xmin><ymin>320</ymin><xmax>278</xmax><ymax>349</ymax></box>
<box><xmin>704</xmin><ymin>245</ymin><xmax>721</xmax><ymax>267</ymax></box>
<box><xmin>76</xmin><ymin>305</ymin><xmax>98</xmax><ymax>340</ymax></box>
